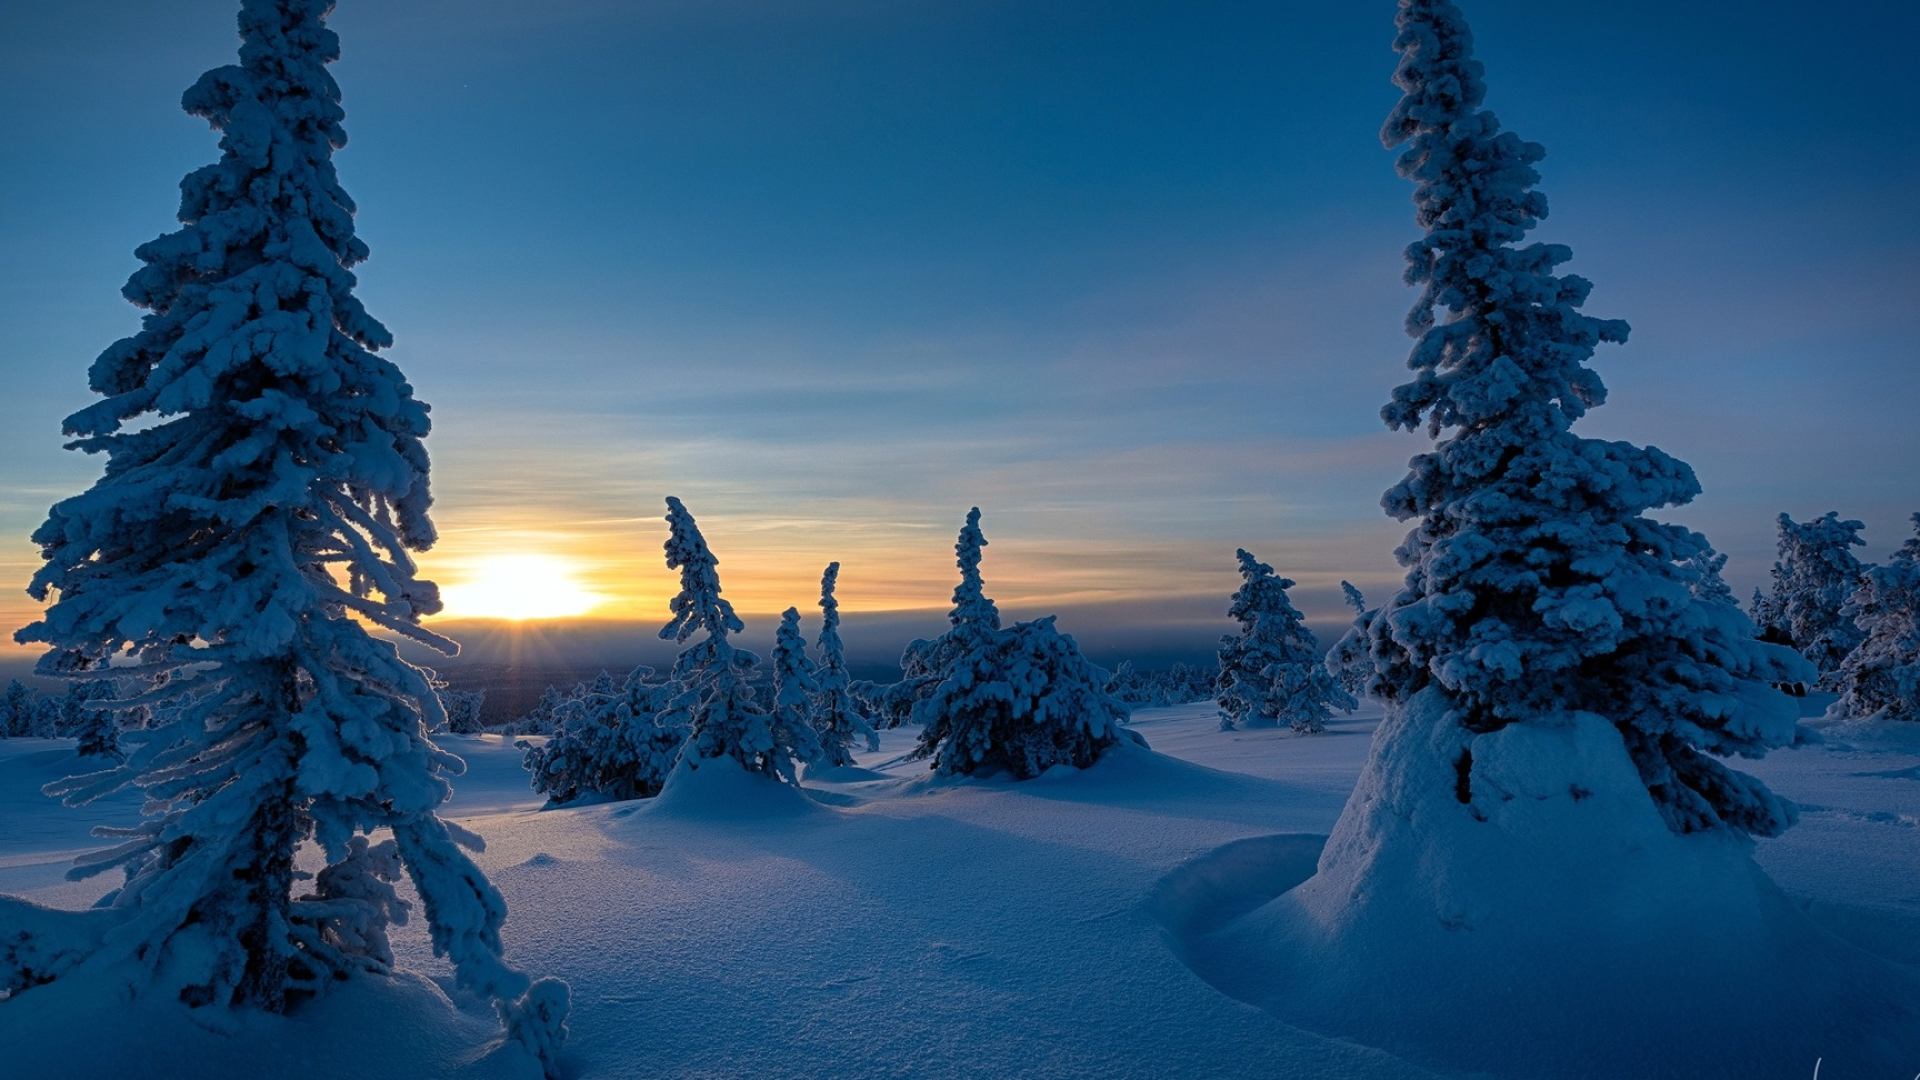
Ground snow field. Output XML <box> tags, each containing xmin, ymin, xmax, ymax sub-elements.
<box><xmin>3</xmin><ymin>697</ymin><xmax>1915</xmax><ymax>1079</ymax></box>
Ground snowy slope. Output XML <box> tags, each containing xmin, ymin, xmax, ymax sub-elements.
<box><xmin>0</xmin><ymin>699</ymin><xmax>1914</xmax><ymax>1080</ymax></box>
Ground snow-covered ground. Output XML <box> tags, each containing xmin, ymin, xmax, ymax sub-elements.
<box><xmin>0</xmin><ymin>697</ymin><xmax>1914</xmax><ymax>1079</ymax></box>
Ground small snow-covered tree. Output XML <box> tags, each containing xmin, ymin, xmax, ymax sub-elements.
<box><xmin>509</xmin><ymin>683</ymin><xmax>575</xmax><ymax>736</ymax></box>
<box><xmin>9</xmin><ymin>1</ymin><xmax>564</xmax><ymax>1064</ymax></box>
<box><xmin>1326</xmin><ymin>581</ymin><xmax>1376</xmax><ymax>701</ymax></box>
<box><xmin>912</xmin><ymin>509</ymin><xmax>1134</xmax><ymax>777</ymax></box>
<box><xmin>1682</xmin><ymin>547</ymin><xmax>1736</xmax><ymax>606</ymax></box>
<box><xmin>1762</xmin><ymin>511</ymin><xmax>1870</xmax><ymax>684</ymax></box>
<box><xmin>812</xmin><ymin>562</ymin><xmax>878</xmax><ymax>765</ymax></box>
<box><xmin>661</xmin><ymin>498</ymin><xmax>818</xmax><ymax>782</ymax></box>
<box><xmin>30</xmin><ymin>694</ymin><xmax>66</xmax><ymax>738</ymax></box>
<box><xmin>287</xmin><ymin>833</ymin><xmax>406</xmax><ymax>981</ymax></box>
<box><xmin>0</xmin><ymin>680</ymin><xmax>36</xmax><ymax>737</ymax></box>
<box><xmin>1832</xmin><ymin>514</ymin><xmax>1920</xmax><ymax>722</ymax></box>
<box><xmin>519</xmin><ymin>666</ymin><xmax>683</xmax><ymax>804</ymax></box>
<box><xmin>63</xmin><ymin>679</ymin><xmax>123</xmax><ymax>759</ymax></box>
<box><xmin>1107</xmin><ymin>661</ymin><xmax>1216</xmax><ymax>707</ymax></box>
<box><xmin>771</xmin><ymin>608</ymin><xmax>829</xmax><ymax>769</ymax></box>
<box><xmin>439</xmin><ymin>685</ymin><xmax>487</xmax><ymax>734</ymax></box>
<box><xmin>858</xmin><ymin>507</ymin><xmax>1005</xmax><ymax>729</ymax></box>
<box><xmin>1215</xmin><ymin>550</ymin><xmax>1352</xmax><ymax>732</ymax></box>
<box><xmin>916</xmin><ymin>615</ymin><xmax>1133</xmax><ymax>778</ymax></box>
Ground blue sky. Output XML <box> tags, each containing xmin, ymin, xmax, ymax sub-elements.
<box><xmin>0</xmin><ymin>0</ymin><xmax>1914</xmax><ymax>665</ymax></box>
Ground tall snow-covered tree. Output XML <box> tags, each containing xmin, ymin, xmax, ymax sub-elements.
<box><xmin>8</xmin><ymin>1</ymin><xmax>564</xmax><ymax>1067</ymax></box>
<box><xmin>660</xmin><ymin>497</ymin><xmax>817</xmax><ymax>782</ymax></box>
<box><xmin>1343</xmin><ymin>0</ymin><xmax>1808</xmax><ymax>837</ymax></box>
<box><xmin>811</xmin><ymin>563</ymin><xmax>878</xmax><ymax>766</ymax></box>
<box><xmin>1762</xmin><ymin>511</ymin><xmax>1870</xmax><ymax>684</ymax></box>
<box><xmin>912</xmin><ymin>510</ymin><xmax>1135</xmax><ymax>777</ymax></box>
<box><xmin>1832</xmin><ymin>514</ymin><xmax>1920</xmax><ymax>722</ymax></box>
<box><xmin>1216</xmin><ymin>550</ymin><xmax>1353</xmax><ymax>732</ymax></box>
<box><xmin>1230</xmin><ymin>7</ymin><xmax>1860</xmax><ymax>1074</ymax></box>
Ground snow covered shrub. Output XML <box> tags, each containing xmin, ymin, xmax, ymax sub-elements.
<box><xmin>1105</xmin><ymin>661</ymin><xmax>1214</xmax><ymax>707</ymax></box>
<box><xmin>1343</xmin><ymin>0</ymin><xmax>1809</xmax><ymax>837</ymax></box>
<box><xmin>9</xmin><ymin>0</ymin><xmax>565</xmax><ymax>1062</ymax></box>
<box><xmin>1831</xmin><ymin>514</ymin><xmax>1920</xmax><ymax>722</ymax></box>
<box><xmin>1105</xmin><ymin>660</ymin><xmax>1145</xmax><ymax>702</ymax></box>
<box><xmin>813</xmin><ymin>562</ymin><xmax>879</xmax><ymax>765</ymax></box>
<box><xmin>911</xmin><ymin>509</ymin><xmax>1135</xmax><ymax>777</ymax></box>
<box><xmin>1215</xmin><ymin>550</ymin><xmax>1354</xmax><ymax>732</ymax></box>
<box><xmin>438</xmin><ymin>684</ymin><xmax>487</xmax><ymax>734</ymax></box>
<box><xmin>661</xmin><ymin>498</ymin><xmax>821</xmax><ymax>782</ymax></box>
<box><xmin>1759</xmin><ymin>511</ymin><xmax>1870</xmax><ymax>685</ymax></box>
<box><xmin>916</xmin><ymin>616</ymin><xmax>1133</xmax><ymax>779</ymax></box>
<box><xmin>519</xmin><ymin>666</ymin><xmax>684</xmax><ymax>803</ymax></box>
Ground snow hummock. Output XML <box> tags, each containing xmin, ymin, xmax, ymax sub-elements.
<box><xmin>1184</xmin><ymin>688</ymin><xmax>1920</xmax><ymax>1079</ymax></box>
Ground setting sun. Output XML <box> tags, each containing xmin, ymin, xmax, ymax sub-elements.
<box><xmin>437</xmin><ymin>554</ymin><xmax>605</xmax><ymax>621</ymax></box>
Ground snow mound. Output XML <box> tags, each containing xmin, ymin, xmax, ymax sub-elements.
<box><xmin>0</xmin><ymin>964</ymin><xmax>545</xmax><ymax>1080</ymax></box>
<box><xmin>647</xmin><ymin>755</ymin><xmax>829</xmax><ymax>821</ymax></box>
<box><xmin>1172</xmin><ymin>690</ymin><xmax>1920</xmax><ymax>1079</ymax></box>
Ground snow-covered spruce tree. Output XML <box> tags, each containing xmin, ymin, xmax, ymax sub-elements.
<box><xmin>439</xmin><ymin>685</ymin><xmax>487</xmax><ymax>734</ymax></box>
<box><xmin>858</xmin><ymin>507</ymin><xmax>1005</xmax><ymax>729</ymax></box>
<box><xmin>1215</xmin><ymin>550</ymin><xmax>1353</xmax><ymax>732</ymax></box>
<box><xmin>1228</xmin><ymin>5</ymin><xmax>1850</xmax><ymax>1073</ymax></box>
<box><xmin>771</xmin><ymin>607</ymin><xmax>830</xmax><ymax>768</ymax></box>
<box><xmin>519</xmin><ymin>666</ymin><xmax>683</xmax><ymax>804</ymax></box>
<box><xmin>64</xmin><ymin>679</ymin><xmax>124</xmax><ymax>759</ymax></box>
<box><xmin>813</xmin><ymin>562</ymin><xmax>879</xmax><ymax>765</ymax></box>
<box><xmin>915</xmin><ymin>615</ymin><xmax>1134</xmax><ymax>778</ymax></box>
<box><xmin>1348</xmin><ymin>0</ymin><xmax>1808</xmax><ymax>836</ymax></box>
<box><xmin>1763</xmin><ymin>511</ymin><xmax>1870</xmax><ymax>684</ymax></box>
<box><xmin>508</xmin><ymin>683</ymin><xmax>575</xmax><ymax>736</ymax></box>
<box><xmin>8</xmin><ymin>1</ymin><xmax>565</xmax><ymax>1066</ymax></box>
<box><xmin>660</xmin><ymin>498</ymin><xmax>819</xmax><ymax>782</ymax></box>
<box><xmin>1832</xmin><ymin>514</ymin><xmax>1920</xmax><ymax>722</ymax></box>
<box><xmin>912</xmin><ymin>509</ymin><xmax>1135</xmax><ymax>778</ymax></box>
<box><xmin>0</xmin><ymin>680</ymin><xmax>36</xmax><ymax>737</ymax></box>
<box><xmin>1682</xmin><ymin>546</ymin><xmax>1736</xmax><ymax>606</ymax></box>
<box><xmin>1326</xmin><ymin>581</ymin><xmax>1376</xmax><ymax>701</ymax></box>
